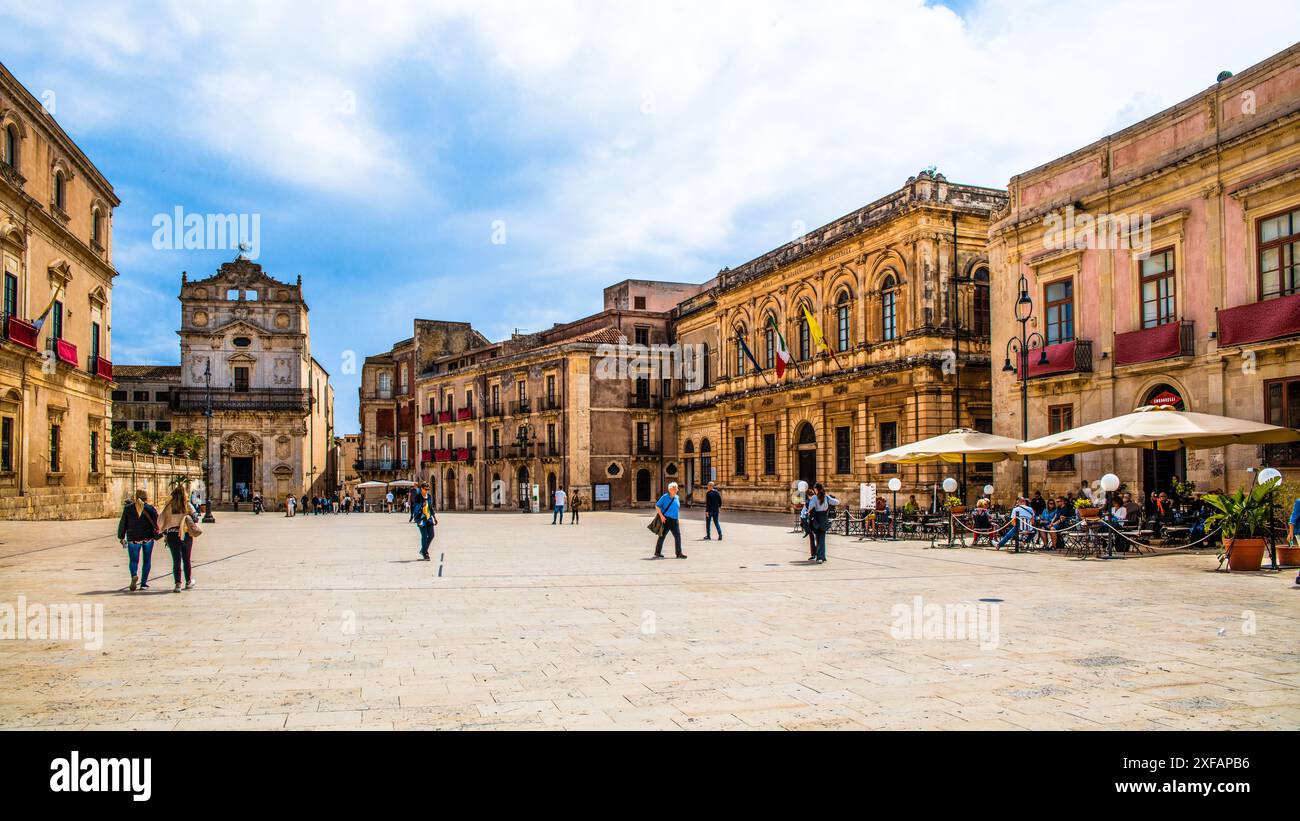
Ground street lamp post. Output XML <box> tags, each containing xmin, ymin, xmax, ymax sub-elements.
<box><xmin>202</xmin><ymin>358</ymin><xmax>215</xmax><ymax>523</ymax></box>
<box><xmin>1001</xmin><ymin>275</ymin><xmax>1050</xmax><ymax>500</ymax></box>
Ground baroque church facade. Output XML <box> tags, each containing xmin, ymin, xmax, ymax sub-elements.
<box><xmin>169</xmin><ymin>256</ymin><xmax>335</xmax><ymax>507</ymax></box>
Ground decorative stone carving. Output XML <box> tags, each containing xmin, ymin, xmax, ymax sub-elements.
<box><xmin>193</xmin><ymin>310</ymin><xmax>209</xmax><ymax>327</ymax></box>
<box><xmin>274</xmin><ymin>312</ymin><xmax>291</xmax><ymax>329</ymax></box>
<box><xmin>225</xmin><ymin>432</ymin><xmax>260</xmax><ymax>457</ymax></box>
<box><xmin>275</xmin><ymin>435</ymin><xmax>290</xmax><ymax>459</ymax></box>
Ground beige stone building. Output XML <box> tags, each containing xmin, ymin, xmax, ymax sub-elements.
<box><xmin>0</xmin><ymin>62</ymin><xmax>118</xmax><ymax>519</ymax></box>
<box><xmin>672</xmin><ymin>171</ymin><xmax>1006</xmax><ymax>511</ymax></box>
<box><xmin>373</xmin><ymin>279</ymin><xmax>700</xmax><ymax>512</ymax></box>
<box><xmin>988</xmin><ymin>43</ymin><xmax>1300</xmax><ymax>502</ymax></box>
<box><xmin>169</xmin><ymin>257</ymin><xmax>335</xmax><ymax>507</ymax></box>
<box><xmin>110</xmin><ymin>365</ymin><xmax>179</xmax><ymax>432</ymax></box>
<box><xmin>356</xmin><ymin>321</ymin><xmax>487</xmax><ymax>491</ymax></box>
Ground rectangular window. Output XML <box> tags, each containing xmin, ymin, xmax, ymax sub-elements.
<box><xmin>634</xmin><ymin>326</ymin><xmax>650</xmax><ymax>347</ymax></box>
<box><xmin>91</xmin><ymin>321</ymin><xmax>101</xmax><ymax>364</ymax></box>
<box><xmin>634</xmin><ymin>296</ymin><xmax>647</xmax><ymax>310</ymax></box>
<box><xmin>547</xmin><ymin>422</ymin><xmax>556</xmax><ymax>448</ymax></box>
<box><xmin>3</xmin><ymin>272</ymin><xmax>16</xmax><ymax>318</ymax></box>
<box><xmin>1258</xmin><ymin>207</ymin><xmax>1300</xmax><ymax>300</ymax></box>
<box><xmin>112</xmin><ymin>390</ymin><xmax>128</xmax><ymax>401</ymax></box>
<box><xmin>90</xmin><ymin>430</ymin><xmax>99</xmax><ymax>473</ymax></box>
<box><xmin>155</xmin><ymin>420</ymin><xmax>171</xmax><ymax>432</ymax></box>
<box><xmin>546</xmin><ymin>375</ymin><xmax>555</xmax><ymax>403</ymax></box>
<box><xmin>51</xmin><ymin>300</ymin><xmax>63</xmax><ymax>340</ymax></box>
<box><xmin>734</xmin><ymin>436</ymin><xmax>746</xmax><ymax>476</ymax></box>
<box><xmin>133</xmin><ymin>391</ymin><xmax>149</xmax><ymax>402</ymax></box>
<box><xmin>879</xmin><ymin>421</ymin><xmax>897</xmax><ymax>474</ymax></box>
<box><xmin>763</xmin><ymin>432</ymin><xmax>777</xmax><ymax>475</ymax></box>
<box><xmin>1044</xmin><ymin>279</ymin><xmax>1073</xmax><ymax>344</ymax></box>
<box><xmin>233</xmin><ymin>367</ymin><xmax>250</xmax><ymax>393</ymax></box>
<box><xmin>1265</xmin><ymin>377</ymin><xmax>1300</xmax><ymax>465</ymax></box>
<box><xmin>1</xmin><ymin>416</ymin><xmax>12</xmax><ymax>472</ymax></box>
<box><xmin>835</xmin><ymin>426</ymin><xmax>851</xmax><ymax>475</ymax></box>
<box><xmin>154</xmin><ymin>391</ymin><xmax>170</xmax><ymax>402</ymax></box>
<box><xmin>1047</xmin><ymin>405</ymin><xmax>1075</xmax><ymax>472</ymax></box>
<box><xmin>49</xmin><ymin>424</ymin><xmax>60</xmax><ymax>472</ymax></box>
<box><xmin>636</xmin><ymin>422</ymin><xmax>650</xmax><ymax>451</ymax></box>
<box><xmin>112</xmin><ymin>420</ymin><xmax>127</xmax><ymax>430</ymax></box>
<box><xmin>491</xmin><ymin>384</ymin><xmax>500</xmax><ymax>413</ymax></box>
<box><xmin>1140</xmin><ymin>249</ymin><xmax>1177</xmax><ymax>328</ymax></box>
<box><xmin>133</xmin><ymin>421</ymin><xmax>147</xmax><ymax>431</ymax></box>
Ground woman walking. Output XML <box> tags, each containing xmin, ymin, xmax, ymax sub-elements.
<box><xmin>805</xmin><ymin>483</ymin><xmax>839</xmax><ymax>564</ymax></box>
<box><xmin>800</xmin><ymin>487</ymin><xmax>817</xmax><ymax>558</ymax></box>
<box><xmin>117</xmin><ymin>489</ymin><xmax>159</xmax><ymax>592</ymax></box>
<box><xmin>159</xmin><ymin>485</ymin><xmax>201</xmax><ymax>592</ymax></box>
<box><xmin>415</xmin><ymin>481</ymin><xmax>438</xmax><ymax>560</ymax></box>
<box><xmin>652</xmin><ymin>482</ymin><xmax>686</xmax><ymax>559</ymax></box>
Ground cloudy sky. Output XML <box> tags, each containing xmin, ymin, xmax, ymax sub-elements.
<box><xmin>3</xmin><ymin>0</ymin><xmax>1298</xmax><ymax>432</ymax></box>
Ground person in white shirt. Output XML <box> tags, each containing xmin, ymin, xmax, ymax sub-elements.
<box><xmin>998</xmin><ymin>496</ymin><xmax>1035</xmax><ymax>549</ymax></box>
<box><xmin>385</xmin><ymin>490</ymin><xmax>395</xmax><ymax>513</ymax></box>
<box><xmin>552</xmin><ymin>488</ymin><xmax>567</xmax><ymax>524</ymax></box>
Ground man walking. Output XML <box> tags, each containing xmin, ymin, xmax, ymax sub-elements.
<box><xmin>703</xmin><ymin>481</ymin><xmax>723</xmax><ymax>540</ymax></box>
<box><xmin>652</xmin><ymin>482</ymin><xmax>686</xmax><ymax>559</ymax></box>
<box><xmin>552</xmin><ymin>487</ymin><xmax>566</xmax><ymax>524</ymax></box>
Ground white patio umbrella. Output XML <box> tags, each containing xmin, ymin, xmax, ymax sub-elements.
<box><xmin>865</xmin><ymin>428</ymin><xmax>1024</xmax><ymax>504</ymax></box>
<box><xmin>388</xmin><ymin>479</ymin><xmax>417</xmax><ymax>487</ymax></box>
<box><xmin>1016</xmin><ymin>405</ymin><xmax>1300</xmax><ymax>457</ymax></box>
<box><xmin>356</xmin><ymin>480</ymin><xmax>388</xmax><ymax>489</ymax></box>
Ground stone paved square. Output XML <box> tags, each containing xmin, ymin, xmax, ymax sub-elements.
<box><xmin>1</xmin><ymin>509</ymin><xmax>1297</xmax><ymax>731</ymax></box>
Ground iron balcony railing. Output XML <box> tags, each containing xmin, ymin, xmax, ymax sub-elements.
<box><xmin>629</xmin><ymin>393</ymin><xmax>662</xmax><ymax>409</ymax></box>
<box><xmin>172</xmin><ymin>388</ymin><xmax>311</xmax><ymax>412</ymax></box>
<box><xmin>353</xmin><ymin>459</ymin><xmax>411</xmax><ymax>471</ymax></box>
<box><xmin>509</xmin><ymin>399</ymin><xmax>532</xmax><ymax>415</ymax></box>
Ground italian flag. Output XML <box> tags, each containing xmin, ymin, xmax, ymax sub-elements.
<box><xmin>769</xmin><ymin>314</ymin><xmax>792</xmax><ymax>378</ymax></box>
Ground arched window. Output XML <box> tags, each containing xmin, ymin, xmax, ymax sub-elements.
<box><xmin>3</xmin><ymin>126</ymin><xmax>17</xmax><ymax>170</ymax></box>
<box><xmin>972</xmin><ymin>266</ymin><xmax>990</xmax><ymax>338</ymax></box>
<box><xmin>798</xmin><ymin>308</ymin><xmax>811</xmax><ymax>361</ymax></box>
<box><xmin>734</xmin><ymin>324</ymin><xmax>747</xmax><ymax>375</ymax></box>
<box><xmin>836</xmin><ymin>290</ymin><xmax>852</xmax><ymax>351</ymax></box>
<box><xmin>91</xmin><ymin>207</ymin><xmax>102</xmax><ymax>245</ymax></box>
<box><xmin>881</xmin><ymin>274</ymin><xmax>898</xmax><ymax>342</ymax></box>
<box><xmin>700</xmin><ymin>437</ymin><xmax>713</xmax><ymax>484</ymax></box>
<box><xmin>53</xmin><ymin>170</ymin><xmax>66</xmax><ymax>211</ymax></box>
<box><xmin>763</xmin><ymin>315</ymin><xmax>775</xmax><ymax>369</ymax></box>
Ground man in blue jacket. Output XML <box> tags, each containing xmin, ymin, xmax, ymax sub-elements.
<box><xmin>652</xmin><ymin>482</ymin><xmax>686</xmax><ymax>559</ymax></box>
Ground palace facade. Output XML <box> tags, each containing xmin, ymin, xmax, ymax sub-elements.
<box><xmin>988</xmin><ymin>43</ymin><xmax>1300</xmax><ymax>501</ymax></box>
<box><xmin>672</xmin><ymin>171</ymin><xmax>1006</xmax><ymax>510</ymax></box>
<box><xmin>0</xmin><ymin>62</ymin><xmax>119</xmax><ymax>520</ymax></box>
<box><xmin>166</xmin><ymin>257</ymin><xmax>335</xmax><ymax>507</ymax></box>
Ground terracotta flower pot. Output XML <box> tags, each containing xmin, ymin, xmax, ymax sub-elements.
<box><xmin>1224</xmin><ymin>537</ymin><xmax>1267</xmax><ymax>572</ymax></box>
<box><xmin>1275</xmin><ymin>545</ymin><xmax>1300</xmax><ymax>568</ymax></box>
<box><xmin>948</xmin><ymin>506</ymin><xmax>968</xmax><ymax>515</ymax></box>
<box><xmin>1077</xmin><ymin>507</ymin><xmax>1100</xmax><ymax>518</ymax></box>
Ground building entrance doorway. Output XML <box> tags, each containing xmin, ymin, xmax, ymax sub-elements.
<box><xmin>231</xmin><ymin>457</ymin><xmax>253</xmax><ymax>503</ymax></box>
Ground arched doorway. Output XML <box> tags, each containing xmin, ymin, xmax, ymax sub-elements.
<box><xmin>683</xmin><ymin>440</ymin><xmax>695</xmax><ymax>498</ymax></box>
<box><xmin>492</xmin><ymin>472</ymin><xmax>502</xmax><ymax>508</ymax></box>
<box><xmin>700</xmin><ymin>438</ymin><xmax>713</xmax><ymax>484</ymax></box>
<box><xmin>1142</xmin><ymin>384</ymin><xmax>1187</xmax><ymax>504</ymax></box>
<box><xmin>547</xmin><ymin>472</ymin><xmax>557</xmax><ymax>509</ymax></box>
<box><xmin>636</xmin><ymin>469</ymin><xmax>653</xmax><ymax>502</ymax></box>
<box><xmin>466</xmin><ymin>474</ymin><xmax>475</xmax><ymax>510</ymax></box>
<box><xmin>444</xmin><ymin>468</ymin><xmax>456</xmax><ymax>510</ymax></box>
<box><xmin>517</xmin><ymin>466</ymin><xmax>530</xmax><ymax>511</ymax></box>
<box><xmin>796</xmin><ymin>422</ymin><xmax>817</xmax><ymax>487</ymax></box>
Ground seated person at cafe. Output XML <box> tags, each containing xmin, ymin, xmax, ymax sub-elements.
<box><xmin>1037</xmin><ymin>497</ymin><xmax>1057</xmax><ymax>548</ymax></box>
<box><xmin>1046</xmin><ymin>496</ymin><xmax>1075</xmax><ymax>549</ymax></box>
<box><xmin>903</xmin><ymin>495</ymin><xmax>920</xmax><ymax>517</ymax></box>
<box><xmin>1108</xmin><ymin>498</ymin><xmax>1128</xmax><ymax>527</ymax></box>
<box><xmin>971</xmin><ymin>498</ymin><xmax>993</xmax><ymax>545</ymax></box>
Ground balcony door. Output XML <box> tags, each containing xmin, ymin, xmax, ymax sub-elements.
<box><xmin>234</xmin><ymin>366</ymin><xmax>250</xmax><ymax>393</ymax></box>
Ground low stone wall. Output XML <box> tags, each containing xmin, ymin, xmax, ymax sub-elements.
<box><xmin>106</xmin><ymin>450</ymin><xmax>205</xmax><ymax>514</ymax></box>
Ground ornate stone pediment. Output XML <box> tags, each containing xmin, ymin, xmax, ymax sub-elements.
<box><xmin>222</xmin><ymin>432</ymin><xmax>261</xmax><ymax>457</ymax></box>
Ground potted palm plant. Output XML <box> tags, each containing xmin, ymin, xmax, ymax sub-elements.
<box><xmin>1203</xmin><ymin>477</ymin><xmax>1279</xmax><ymax>571</ymax></box>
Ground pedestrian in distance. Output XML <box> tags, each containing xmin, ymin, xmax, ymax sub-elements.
<box><xmin>652</xmin><ymin>482</ymin><xmax>686</xmax><ymax>559</ymax></box>
<box><xmin>118</xmin><ymin>489</ymin><xmax>159</xmax><ymax>592</ymax></box>
<box><xmin>569</xmin><ymin>491</ymin><xmax>580</xmax><ymax>524</ymax></box>
<box><xmin>552</xmin><ymin>487</ymin><xmax>566</xmax><ymax>524</ymax></box>
<box><xmin>703</xmin><ymin>481</ymin><xmax>723</xmax><ymax>540</ymax></box>
<box><xmin>414</xmin><ymin>481</ymin><xmax>438</xmax><ymax>560</ymax></box>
